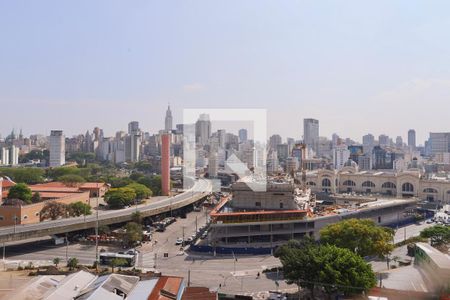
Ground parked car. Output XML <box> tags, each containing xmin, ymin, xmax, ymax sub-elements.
<box><xmin>175</xmin><ymin>238</ymin><xmax>183</xmax><ymax>245</ymax></box>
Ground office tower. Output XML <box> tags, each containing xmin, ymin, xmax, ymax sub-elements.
<box><xmin>395</xmin><ymin>136</ymin><xmax>403</xmax><ymax>148</ymax></box>
<box><xmin>429</xmin><ymin>132</ymin><xmax>450</xmax><ymax>155</ymax></box>
<box><xmin>269</xmin><ymin>134</ymin><xmax>282</xmax><ymax>150</ymax></box>
<box><xmin>408</xmin><ymin>129</ymin><xmax>416</xmax><ymax>149</ymax></box>
<box><xmin>128</xmin><ymin>121</ymin><xmax>140</xmax><ymax>135</ymax></box>
<box><xmin>49</xmin><ymin>130</ymin><xmax>65</xmax><ymax>167</ymax></box>
<box><xmin>175</xmin><ymin>124</ymin><xmax>184</xmax><ymax>134</ymax></box>
<box><xmin>195</xmin><ymin>114</ymin><xmax>211</xmax><ymax>146</ymax></box>
<box><xmin>303</xmin><ymin>118</ymin><xmax>319</xmax><ymax>152</ymax></box>
<box><xmin>165</xmin><ymin>105</ymin><xmax>173</xmax><ymax>132</ymax></box>
<box><xmin>362</xmin><ymin>134</ymin><xmax>375</xmax><ymax>152</ymax></box>
<box><xmin>238</xmin><ymin>129</ymin><xmax>248</xmax><ymax>143</ymax></box>
<box><xmin>217</xmin><ymin>129</ymin><xmax>226</xmax><ymax>149</ymax></box>
<box><xmin>379</xmin><ymin>134</ymin><xmax>389</xmax><ymax>146</ymax></box>
<box><xmin>276</xmin><ymin>144</ymin><xmax>289</xmax><ymax>161</ymax></box>
<box><xmin>333</xmin><ymin>144</ymin><xmax>350</xmax><ymax>170</ymax></box>
<box><xmin>348</xmin><ymin>145</ymin><xmax>364</xmax><ymax>164</ymax></box>
<box><xmin>208</xmin><ymin>151</ymin><xmax>218</xmax><ymax>178</ymax></box>
<box><xmin>358</xmin><ymin>154</ymin><xmax>372</xmax><ymax>170</ymax></box>
<box><xmin>317</xmin><ymin>137</ymin><xmax>332</xmax><ymax>158</ymax></box>
<box><xmin>9</xmin><ymin>146</ymin><xmax>19</xmax><ymax>165</ymax></box>
<box><xmin>161</xmin><ymin>133</ymin><xmax>171</xmax><ymax>196</ymax></box>
<box><xmin>128</xmin><ymin>132</ymin><xmax>141</xmax><ymax>162</ymax></box>
<box><xmin>332</xmin><ymin>133</ymin><xmax>340</xmax><ymax>147</ymax></box>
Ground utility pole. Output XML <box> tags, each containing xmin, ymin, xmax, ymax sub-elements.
<box><xmin>187</xmin><ymin>269</ymin><xmax>191</xmax><ymax>287</ymax></box>
<box><xmin>13</xmin><ymin>215</ymin><xmax>17</xmax><ymax>234</ymax></box>
<box><xmin>65</xmin><ymin>233</ymin><xmax>69</xmax><ymax>262</ymax></box>
<box><xmin>3</xmin><ymin>242</ymin><xmax>5</xmax><ymax>262</ymax></box>
<box><xmin>182</xmin><ymin>226</ymin><xmax>186</xmax><ymax>245</ymax></box>
<box><xmin>195</xmin><ymin>216</ymin><xmax>198</xmax><ymax>234</ymax></box>
<box><xmin>95</xmin><ymin>195</ymin><xmax>99</xmax><ymax>271</ymax></box>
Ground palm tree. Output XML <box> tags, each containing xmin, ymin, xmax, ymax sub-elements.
<box><xmin>53</xmin><ymin>257</ymin><xmax>60</xmax><ymax>268</ymax></box>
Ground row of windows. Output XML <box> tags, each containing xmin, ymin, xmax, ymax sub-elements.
<box><xmin>0</xmin><ymin>212</ymin><xmax>39</xmax><ymax>221</ymax></box>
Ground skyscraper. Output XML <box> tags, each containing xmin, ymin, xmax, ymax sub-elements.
<box><xmin>303</xmin><ymin>118</ymin><xmax>319</xmax><ymax>152</ymax></box>
<box><xmin>49</xmin><ymin>130</ymin><xmax>65</xmax><ymax>167</ymax></box>
<box><xmin>408</xmin><ymin>129</ymin><xmax>416</xmax><ymax>149</ymax></box>
<box><xmin>238</xmin><ymin>129</ymin><xmax>248</xmax><ymax>143</ymax></box>
<box><xmin>161</xmin><ymin>133</ymin><xmax>171</xmax><ymax>196</ymax></box>
<box><xmin>195</xmin><ymin>114</ymin><xmax>211</xmax><ymax>146</ymax></box>
<box><xmin>128</xmin><ymin>121</ymin><xmax>139</xmax><ymax>135</ymax></box>
<box><xmin>165</xmin><ymin>105</ymin><xmax>173</xmax><ymax>132</ymax></box>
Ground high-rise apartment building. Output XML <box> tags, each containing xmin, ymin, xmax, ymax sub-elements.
<box><xmin>408</xmin><ymin>129</ymin><xmax>416</xmax><ymax>149</ymax></box>
<box><xmin>333</xmin><ymin>144</ymin><xmax>350</xmax><ymax>170</ymax></box>
<box><xmin>429</xmin><ymin>132</ymin><xmax>450</xmax><ymax>155</ymax></box>
<box><xmin>49</xmin><ymin>130</ymin><xmax>65</xmax><ymax>167</ymax></box>
<box><xmin>9</xmin><ymin>146</ymin><xmax>19</xmax><ymax>166</ymax></box>
<box><xmin>379</xmin><ymin>134</ymin><xmax>389</xmax><ymax>147</ymax></box>
<box><xmin>165</xmin><ymin>105</ymin><xmax>173</xmax><ymax>132</ymax></box>
<box><xmin>269</xmin><ymin>134</ymin><xmax>282</xmax><ymax>150</ymax></box>
<box><xmin>195</xmin><ymin>114</ymin><xmax>211</xmax><ymax>146</ymax></box>
<box><xmin>128</xmin><ymin>121</ymin><xmax>140</xmax><ymax>135</ymax></box>
<box><xmin>303</xmin><ymin>118</ymin><xmax>319</xmax><ymax>152</ymax></box>
<box><xmin>362</xmin><ymin>134</ymin><xmax>375</xmax><ymax>153</ymax></box>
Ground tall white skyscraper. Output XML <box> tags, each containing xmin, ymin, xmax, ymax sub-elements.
<box><xmin>165</xmin><ymin>105</ymin><xmax>173</xmax><ymax>132</ymax></box>
<box><xmin>9</xmin><ymin>146</ymin><xmax>19</xmax><ymax>166</ymax></box>
<box><xmin>49</xmin><ymin>130</ymin><xmax>65</xmax><ymax>167</ymax></box>
<box><xmin>303</xmin><ymin>118</ymin><xmax>319</xmax><ymax>152</ymax></box>
<box><xmin>333</xmin><ymin>144</ymin><xmax>350</xmax><ymax>170</ymax></box>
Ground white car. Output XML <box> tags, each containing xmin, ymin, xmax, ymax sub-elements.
<box><xmin>175</xmin><ymin>238</ymin><xmax>183</xmax><ymax>245</ymax></box>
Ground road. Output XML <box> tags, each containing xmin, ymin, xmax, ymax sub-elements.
<box><xmin>0</xmin><ymin>178</ymin><xmax>211</xmax><ymax>241</ymax></box>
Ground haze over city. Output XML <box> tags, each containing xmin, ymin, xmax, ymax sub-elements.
<box><xmin>2</xmin><ymin>1</ymin><xmax>450</xmax><ymax>142</ymax></box>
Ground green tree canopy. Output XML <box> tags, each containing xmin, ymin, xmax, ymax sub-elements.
<box><xmin>0</xmin><ymin>168</ymin><xmax>44</xmax><ymax>184</ymax></box>
<box><xmin>67</xmin><ymin>257</ymin><xmax>79</xmax><ymax>270</ymax></box>
<box><xmin>31</xmin><ymin>192</ymin><xmax>41</xmax><ymax>203</ymax></box>
<box><xmin>68</xmin><ymin>201</ymin><xmax>92</xmax><ymax>217</ymax></box>
<box><xmin>40</xmin><ymin>202</ymin><xmax>68</xmax><ymax>220</ymax></box>
<box><xmin>124</xmin><ymin>222</ymin><xmax>143</xmax><ymax>246</ymax></box>
<box><xmin>7</xmin><ymin>183</ymin><xmax>33</xmax><ymax>203</ymax></box>
<box><xmin>126</xmin><ymin>183</ymin><xmax>152</xmax><ymax>200</ymax></box>
<box><xmin>420</xmin><ymin>225</ymin><xmax>450</xmax><ymax>247</ymax></box>
<box><xmin>137</xmin><ymin>175</ymin><xmax>165</xmax><ymax>196</ymax></box>
<box><xmin>104</xmin><ymin>187</ymin><xmax>136</xmax><ymax>209</ymax></box>
<box><xmin>58</xmin><ymin>174</ymin><xmax>86</xmax><ymax>186</ymax></box>
<box><xmin>108</xmin><ymin>177</ymin><xmax>134</xmax><ymax>188</ymax></box>
<box><xmin>320</xmin><ymin>218</ymin><xmax>394</xmax><ymax>258</ymax></box>
<box><xmin>110</xmin><ymin>258</ymin><xmax>128</xmax><ymax>272</ymax></box>
<box><xmin>275</xmin><ymin>238</ymin><xmax>376</xmax><ymax>297</ymax></box>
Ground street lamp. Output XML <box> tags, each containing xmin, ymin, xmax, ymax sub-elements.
<box><xmin>13</xmin><ymin>215</ymin><xmax>17</xmax><ymax>234</ymax></box>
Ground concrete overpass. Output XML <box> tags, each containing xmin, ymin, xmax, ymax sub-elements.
<box><xmin>0</xmin><ymin>179</ymin><xmax>212</xmax><ymax>243</ymax></box>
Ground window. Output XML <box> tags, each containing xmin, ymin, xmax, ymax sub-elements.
<box><xmin>35</xmin><ymin>212</ymin><xmax>39</xmax><ymax>216</ymax></box>
<box><xmin>0</xmin><ymin>216</ymin><xmax>3</xmax><ymax>221</ymax></box>
<box><xmin>255</xmin><ymin>202</ymin><xmax>261</xmax><ymax>207</ymax></box>
<box><xmin>423</xmin><ymin>188</ymin><xmax>438</xmax><ymax>193</ymax></box>
<box><xmin>322</xmin><ymin>178</ymin><xmax>331</xmax><ymax>187</ymax></box>
<box><xmin>362</xmin><ymin>181</ymin><xmax>375</xmax><ymax>188</ymax></box>
<box><xmin>23</xmin><ymin>215</ymin><xmax>28</xmax><ymax>220</ymax></box>
<box><xmin>378</xmin><ymin>216</ymin><xmax>381</xmax><ymax>223</ymax></box>
<box><xmin>280</xmin><ymin>202</ymin><xmax>284</xmax><ymax>209</ymax></box>
<box><xmin>402</xmin><ymin>182</ymin><xmax>414</xmax><ymax>193</ymax></box>
<box><xmin>382</xmin><ymin>182</ymin><xmax>396</xmax><ymax>189</ymax></box>
<box><xmin>343</xmin><ymin>180</ymin><xmax>356</xmax><ymax>186</ymax></box>
<box><xmin>306</xmin><ymin>181</ymin><xmax>316</xmax><ymax>186</ymax></box>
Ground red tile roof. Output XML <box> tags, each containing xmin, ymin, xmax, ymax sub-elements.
<box><xmin>181</xmin><ymin>287</ymin><xmax>216</xmax><ymax>300</ymax></box>
<box><xmin>148</xmin><ymin>276</ymin><xmax>184</xmax><ymax>300</ymax></box>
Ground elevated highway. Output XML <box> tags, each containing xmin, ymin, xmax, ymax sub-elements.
<box><xmin>0</xmin><ymin>179</ymin><xmax>211</xmax><ymax>243</ymax></box>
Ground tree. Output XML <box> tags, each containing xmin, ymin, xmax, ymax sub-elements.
<box><xmin>53</xmin><ymin>257</ymin><xmax>60</xmax><ymax>268</ymax></box>
<box><xmin>137</xmin><ymin>175</ymin><xmax>164</xmax><ymax>196</ymax></box>
<box><xmin>129</xmin><ymin>172</ymin><xmax>145</xmax><ymax>181</ymax></box>
<box><xmin>67</xmin><ymin>257</ymin><xmax>79</xmax><ymax>270</ymax></box>
<box><xmin>68</xmin><ymin>201</ymin><xmax>92</xmax><ymax>217</ymax></box>
<box><xmin>124</xmin><ymin>222</ymin><xmax>143</xmax><ymax>246</ymax></box>
<box><xmin>0</xmin><ymin>168</ymin><xmax>44</xmax><ymax>184</ymax></box>
<box><xmin>104</xmin><ymin>187</ymin><xmax>136</xmax><ymax>209</ymax></box>
<box><xmin>7</xmin><ymin>183</ymin><xmax>32</xmax><ymax>203</ymax></box>
<box><xmin>98</xmin><ymin>225</ymin><xmax>111</xmax><ymax>235</ymax></box>
<box><xmin>31</xmin><ymin>192</ymin><xmax>41</xmax><ymax>203</ymax></box>
<box><xmin>110</xmin><ymin>258</ymin><xmax>128</xmax><ymax>273</ymax></box>
<box><xmin>420</xmin><ymin>225</ymin><xmax>450</xmax><ymax>247</ymax></box>
<box><xmin>108</xmin><ymin>177</ymin><xmax>134</xmax><ymax>188</ymax></box>
<box><xmin>276</xmin><ymin>238</ymin><xmax>376</xmax><ymax>297</ymax></box>
<box><xmin>40</xmin><ymin>202</ymin><xmax>68</xmax><ymax>221</ymax></box>
<box><xmin>131</xmin><ymin>211</ymin><xmax>143</xmax><ymax>224</ymax></box>
<box><xmin>58</xmin><ymin>174</ymin><xmax>86</xmax><ymax>186</ymax></box>
<box><xmin>126</xmin><ymin>183</ymin><xmax>152</xmax><ymax>200</ymax></box>
<box><xmin>320</xmin><ymin>218</ymin><xmax>394</xmax><ymax>258</ymax></box>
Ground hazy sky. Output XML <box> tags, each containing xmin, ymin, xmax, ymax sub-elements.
<box><xmin>1</xmin><ymin>1</ymin><xmax>450</xmax><ymax>145</ymax></box>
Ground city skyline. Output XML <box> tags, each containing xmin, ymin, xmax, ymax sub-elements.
<box><xmin>2</xmin><ymin>1</ymin><xmax>450</xmax><ymax>142</ymax></box>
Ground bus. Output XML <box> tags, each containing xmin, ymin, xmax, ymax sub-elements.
<box><xmin>99</xmin><ymin>252</ymin><xmax>136</xmax><ymax>267</ymax></box>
